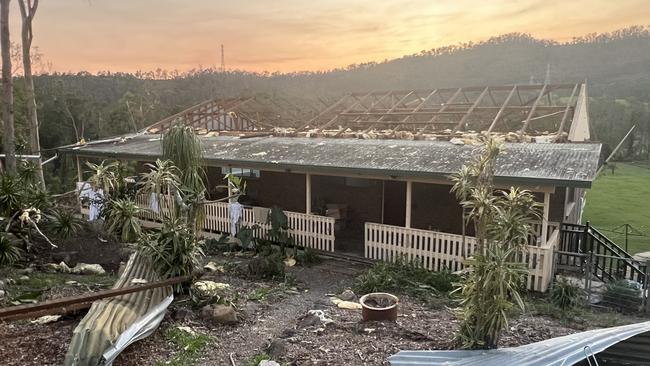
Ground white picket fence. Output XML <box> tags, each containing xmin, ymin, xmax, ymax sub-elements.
<box><xmin>364</xmin><ymin>222</ymin><xmax>559</xmax><ymax>292</ymax></box>
<box><xmin>134</xmin><ymin>195</ymin><xmax>336</xmax><ymax>252</ymax></box>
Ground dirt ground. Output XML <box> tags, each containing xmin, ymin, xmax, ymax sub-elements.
<box><xmin>0</xmin><ymin>253</ymin><xmax>597</xmax><ymax>366</ymax></box>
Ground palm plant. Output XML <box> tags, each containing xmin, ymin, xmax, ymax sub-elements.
<box><xmin>47</xmin><ymin>209</ymin><xmax>84</xmax><ymax>239</ymax></box>
<box><xmin>86</xmin><ymin>160</ymin><xmax>120</xmax><ymax>194</ymax></box>
<box><xmin>138</xmin><ymin>216</ymin><xmax>203</xmax><ymax>282</ymax></box>
<box><xmin>451</xmin><ymin>138</ymin><xmax>541</xmax><ymax>349</ymax></box>
<box><xmin>162</xmin><ymin>124</ymin><xmax>206</xmax><ymax>193</ymax></box>
<box><xmin>103</xmin><ymin>198</ymin><xmax>142</xmax><ymax>243</ymax></box>
<box><xmin>138</xmin><ymin>159</ymin><xmax>181</xmax><ymax>200</ymax></box>
<box><xmin>0</xmin><ymin>232</ymin><xmax>22</xmax><ymax>266</ymax></box>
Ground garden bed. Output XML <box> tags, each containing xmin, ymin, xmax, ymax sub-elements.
<box><xmin>1</xmin><ymin>252</ymin><xmax>635</xmax><ymax>366</ymax></box>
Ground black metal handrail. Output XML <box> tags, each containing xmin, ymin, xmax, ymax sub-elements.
<box><xmin>559</xmin><ymin>222</ymin><xmax>647</xmax><ymax>284</ymax></box>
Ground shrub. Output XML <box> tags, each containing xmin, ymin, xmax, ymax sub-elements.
<box><xmin>47</xmin><ymin>209</ymin><xmax>84</xmax><ymax>239</ymax></box>
<box><xmin>551</xmin><ymin>278</ymin><xmax>583</xmax><ymax>309</ymax></box>
<box><xmin>602</xmin><ymin>280</ymin><xmax>642</xmax><ymax>312</ymax></box>
<box><xmin>0</xmin><ymin>232</ymin><xmax>22</xmax><ymax>266</ymax></box>
<box><xmin>296</xmin><ymin>248</ymin><xmax>321</xmax><ymax>266</ymax></box>
<box><xmin>103</xmin><ymin>198</ymin><xmax>142</xmax><ymax>243</ymax></box>
<box><xmin>0</xmin><ymin>174</ymin><xmax>23</xmax><ymax>217</ymax></box>
<box><xmin>25</xmin><ymin>188</ymin><xmax>52</xmax><ymax>211</ymax></box>
<box><xmin>354</xmin><ymin>257</ymin><xmax>457</xmax><ymax>299</ymax></box>
<box><xmin>248</xmin><ymin>251</ymin><xmax>286</xmax><ymax>279</ymax></box>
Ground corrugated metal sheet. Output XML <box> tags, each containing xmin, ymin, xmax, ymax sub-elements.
<box><xmin>389</xmin><ymin>321</ymin><xmax>650</xmax><ymax>366</ymax></box>
<box><xmin>64</xmin><ymin>253</ymin><xmax>172</xmax><ymax>366</ymax></box>
<box><xmin>61</xmin><ymin>135</ymin><xmax>602</xmax><ymax>187</ymax></box>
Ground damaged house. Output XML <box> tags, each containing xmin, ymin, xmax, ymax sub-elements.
<box><xmin>59</xmin><ymin>83</ymin><xmax>601</xmax><ymax>293</ymax></box>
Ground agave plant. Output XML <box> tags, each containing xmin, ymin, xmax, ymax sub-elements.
<box><xmin>0</xmin><ymin>232</ymin><xmax>23</xmax><ymax>266</ymax></box>
<box><xmin>103</xmin><ymin>198</ymin><xmax>142</xmax><ymax>243</ymax></box>
<box><xmin>47</xmin><ymin>209</ymin><xmax>84</xmax><ymax>239</ymax></box>
<box><xmin>138</xmin><ymin>216</ymin><xmax>203</xmax><ymax>282</ymax></box>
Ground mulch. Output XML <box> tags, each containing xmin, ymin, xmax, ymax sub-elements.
<box><xmin>0</xmin><ymin>255</ymin><xmax>593</xmax><ymax>365</ymax></box>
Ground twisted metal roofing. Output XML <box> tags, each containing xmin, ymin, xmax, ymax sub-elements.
<box><xmin>389</xmin><ymin>321</ymin><xmax>650</xmax><ymax>366</ymax></box>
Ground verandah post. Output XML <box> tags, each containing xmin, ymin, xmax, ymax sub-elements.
<box><xmin>405</xmin><ymin>180</ymin><xmax>412</xmax><ymax>228</ymax></box>
<box><xmin>305</xmin><ymin>173</ymin><xmax>311</xmax><ymax>214</ymax></box>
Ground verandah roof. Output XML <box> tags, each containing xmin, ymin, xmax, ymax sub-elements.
<box><xmin>59</xmin><ymin>135</ymin><xmax>602</xmax><ymax>188</ymax></box>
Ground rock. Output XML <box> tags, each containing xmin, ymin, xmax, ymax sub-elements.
<box><xmin>19</xmin><ymin>267</ymin><xmax>35</xmax><ymax>275</ymax></box>
<box><xmin>58</xmin><ymin>262</ymin><xmax>72</xmax><ymax>273</ymax></box>
<box><xmin>172</xmin><ymin>307</ymin><xmax>194</xmax><ymax>321</ymax></box>
<box><xmin>0</xmin><ymin>290</ymin><xmax>5</xmax><ymax>299</ymax></box>
<box><xmin>72</xmin><ymin>263</ymin><xmax>106</xmax><ymax>275</ymax></box>
<box><xmin>30</xmin><ymin>315</ymin><xmax>61</xmax><ymax>325</ymax></box>
<box><xmin>297</xmin><ymin>313</ymin><xmax>322</xmax><ymax>329</ymax></box>
<box><xmin>259</xmin><ymin>361</ymin><xmax>281</xmax><ymax>366</ymax></box>
<box><xmin>5</xmin><ymin>278</ymin><xmax>15</xmax><ymax>285</ymax></box>
<box><xmin>65</xmin><ymin>280</ymin><xmax>78</xmax><ymax>285</ymax></box>
<box><xmin>200</xmin><ymin>304</ymin><xmax>238</xmax><ymax>324</ymax></box>
<box><xmin>204</xmin><ymin>261</ymin><xmax>224</xmax><ymax>272</ymax></box>
<box><xmin>267</xmin><ymin>339</ymin><xmax>287</xmax><ymax>359</ymax></box>
<box><xmin>308</xmin><ymin>309</ymin><xmax>334</xmax><ymax>325</ymax></box>
<box><xmin>0</xmin><ymin>279</ymin><xmax>4</xmax><ymax>289</ymax></box>
<box><xmin>339</xmin><ymin>289</ymin><xmax>356</xmax><ymax>301</ymax></box>
<box><xmin>45</xmin><ymin>262</ymin><xmax>71</xmax><ymax>273</ymax></box>
<box><xmin>18</xmin><ymin>275</ymin><xmax>30</xmax><ymax>283</ymax></box>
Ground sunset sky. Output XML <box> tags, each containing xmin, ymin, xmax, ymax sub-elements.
<box><xmin>8</xmin><ymin>0</ymin><xmax>650</xmax><ymax>73</ymax></box>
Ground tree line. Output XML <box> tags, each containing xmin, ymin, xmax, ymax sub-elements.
<box><xmin>1</xmin><ymin>23</ymin><xmax>650</xmax><ymax>191</ymax></box>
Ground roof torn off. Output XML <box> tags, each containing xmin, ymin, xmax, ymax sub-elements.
<box><xmin>141</xmin><ymin>83</ymin><xmax>590</xmax><ymax>143</ymax></box>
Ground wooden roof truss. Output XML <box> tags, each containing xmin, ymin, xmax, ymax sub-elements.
<box><xmin>144</xmin><ymin>95</ymin><xmax>318</xmax><ymax>134</ymax></box>
<box><xmin>302</xmin><ymin>83</ymin><xmax>582</xmax><ymax>139</ymax></box>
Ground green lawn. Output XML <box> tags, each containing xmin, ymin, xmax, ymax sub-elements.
<box><xmin>583</xmin><ymin>163</ymin><xmax>650</xmax><ymax>254</ymax></box>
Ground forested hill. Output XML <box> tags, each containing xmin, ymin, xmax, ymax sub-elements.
<box><xmin>24</xmin><ymin>27</ymin><xmax>650</xmax><ymax>157</ymax></box>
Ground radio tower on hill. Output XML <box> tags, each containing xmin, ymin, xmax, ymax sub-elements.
<box><xmin>220</xmin><ymin>44</ymin><xmax>225</xmax><ymax>72</ymax></box>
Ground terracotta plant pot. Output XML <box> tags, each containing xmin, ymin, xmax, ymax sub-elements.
<box><xmin>360</xmin><ymin>292</ymin><xmax>399</xmax><ymax>322</ymax></box>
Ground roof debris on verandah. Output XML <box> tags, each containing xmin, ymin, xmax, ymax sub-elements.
<box><xmin>59</xmin><ymin>134</ymin><xmax>602</xmax><ymax>187</ymax></box>
<box><xmin>142</xmin><ymin>83</ymin><xmax>588</xmax><ymax>143</ymax></box>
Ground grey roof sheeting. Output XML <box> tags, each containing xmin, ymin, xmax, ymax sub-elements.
<box><xmin>388</xmin><ymin>321</ymin><xmax>650</xmax><ymax>366</ymax></box>
<box><xmin>61</xmin><ymin>135</ymin><xmax>602</xmax><ymax>187</ymax></box>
